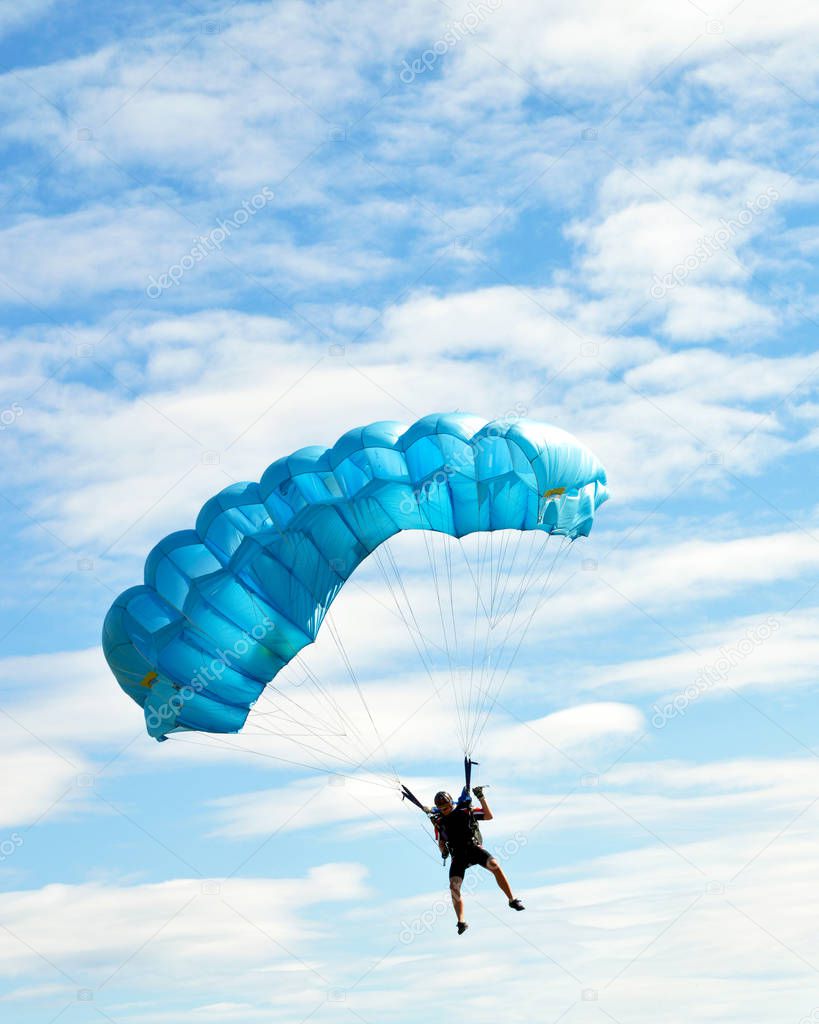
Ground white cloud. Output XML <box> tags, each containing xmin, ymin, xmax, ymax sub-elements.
<box><xmin>481</xmin><ymin>702</ymin><xmax>644</xmax><ymax>769</ymax></box>
<box><xmin>585</xmin><ymin>606</ymin><xmax>819</xmax><ymax>702</ymax></box>
<box><xmin>0</xmin><ymin>0</ymin><xmax>57</xmax><ymax>37</ymax></box>
<box><xmin>587</xmin><ymin>529</ymin><xmax>819</xmax><ymax>618</ymax></box>
<box><xmin>0</xmin><ymin>648</ymin><xmax>145</xmax><ymax>827</ymax></box>
<box><xmin>0</xmin><ymin>863</ymin><xmax>368</xmax><ymax>989</ymax></box>
<box><xmin>0</xmin><ymin>740</ymin><xmax>83</xmax><ymax>830</ymax></box>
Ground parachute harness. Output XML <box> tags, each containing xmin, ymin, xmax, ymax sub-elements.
<box><xmin>401</xmin><ymin>757</ymin><xmax>483</xmax><ymax>855</ymax></box>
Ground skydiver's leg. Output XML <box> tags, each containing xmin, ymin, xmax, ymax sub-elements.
<box><xmin>484</xmin><ymin>855</ymin><xmax>514</xmax><ymax>901</ymax></box>
<box><xmin>449</xmin><ymin>858</ymin><xmax>469</xmax><ymax>932</ymax></box>
<box><xmin>449</xmin><ymin>873</ymin><xmax>465</xmax><ymax>923</ymax></box>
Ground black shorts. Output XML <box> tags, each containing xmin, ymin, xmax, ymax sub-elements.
<box><xmin>449</xmin><ymin>845</ymin><xmax>493</xmax><ymax>880</ymax></box>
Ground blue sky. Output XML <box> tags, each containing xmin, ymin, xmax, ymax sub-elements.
<box><xmin>1</xmin><ymin>1</ymin><xmax>819</xmax><ymax>1021</ymax></box>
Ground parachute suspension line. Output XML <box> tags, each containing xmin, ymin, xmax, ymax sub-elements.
<box><xmin>471</xmin><ymin>533</ymin><xmax>483</xmax><ymax>753</ymax></box>
<box><xmin>471</xmin><ymin>529</ymin><xmax>506</xmax><ymax>745</ymax></box>
<box><xmin>287</xmin><ymin>650</ymin><xmax>377</xmax><ymax>754</ymax></box>
<box><xmin>217</xmin><ymin>551</ymin><xmax>398</xmax><ymax>783</ymax></box>
<box><xmin>465</xmin><ymin>528</ymin><xmax>509</xmax><ymax>756</ymax></box>
<box><xmin>324</xmin><ymin>611</ymin><xmax>402</xmax><ymax>786</ymax></box>
<box><xmin>253</xmin><ymin>666</ymin><xmax>351</xmax><ymax>737</ymax></box>
<box><xmin>442</xmin><ymin>532</ymin><xmax>469</xmax><ymax>757</ymax></box>
<box><xmin>499</xmin><ymin>536</ymin><xmax>573</xmax><ymax>678</ymax></box>
<box><xmin>290</xmin><ymin>656</ymin><xmax>373</xmax><ymax>746</ymax></box>
<box><xmin>243</xmin><ymin>723</ymin><xmax>379</xmax><ymax>775</ymax></box>
<box><xmin>457</xmin><ymin>531</ymin><xmax>492</xmax><ymax>757</ymax></box>
<box><xmin>250</xmin><ymin>700</ymin><xmax>347</xmax><ymax>746</ymax></box>
<box><xmin>453</xmin><ymin>529</ymin><xmax>479</xmax><ymax>758</ymax></box>
<box><xmin>427</xmin><ymin>528</ymin><xmax>460</xmax><ymax>745</ymax></box>
<box><xmin>168</xmin><ymin>732</ymin><xmax>339</xmax><ymax>778</ymax></box>
<box><xmin>489</xmin><ymin>529</ymin><xmax>516</xmax><ymax>625</ymax></box>
<box><xmin>249</xmin><ymin>695</ymin><xmax>392</xmax><ymax>777</ymax></box>
<box><xmin>430</xmin><ymin>528</ymin><xmax>470</xmax><ymax>755</ymax></box>
<box><xmin>251</xmin><ymin>645</ymin><xmax>379</xmax><ymax>771</ymax></box>
<box><xmin>166</xmin><ymin>733</ymin><xmax>402</xmax><ymax>792</ymax></box>
<box><xmin>457</xmin><ymin>533</ymin><xmax>535</xmax><ymax>756</ymax></box>
<box><xmin>250</xmin><ymin>676</ymin><xmax>382</xmax><ymax>774</ymax></box>
<box><xmin>234</xmin><ymin>540</ymin><xmax>406</xmax><ymax>780</ymax></box>
<box><xmin>474</xmin><ymin>530</ymin><xmax>496</xmax><ymax>752</ymax></box>
<box><xmin>371</xmin><ymin>537</ymin><xmax>494</xmax><ymax>805</ymax></box>
<box><xmin>466</xmin><ymin>534</ymin><xmax>567</xmax><ymax>754</ymax></box>
<box><xmin>417</xmin><ymin>509</ymin><xmax>470</xmax><ymax>754</ymax></box>
<box><xmin>250</xmin><ymin>615</ymin><xmax>405</xmax><ymax>786</ymax></box>
<box><xmin>467</xmin><ymin>536</ymin><xmax>576</xmax><ymax>755</ymax></box>
<box><xmin>443</xmin><ymin>532</ymin><xmax>459</xmax><ymax>660</ymax></box>
<box><xmin>494</xmin><ymin>529</ymin><xmax>528</xmax><ymax>626</ymax></box>
<box><xmin>446</xmin><ymin>538</ymin><xmax>470</xmax><ymax>749</ymax></box>
<box><xmin>371</xmin><ymin>544</ymin><xmax>443</xmax><ymax>690</ymax></box>
<box><xmin>420</xmin><ymin>530</ymin><xmax>454</xmax><ymax>739</ymax></box>
<box><xmin>371</xmin><ymin>536</ymin><xmax>495</xmax><ymax>809</ymax></box>
<box><xmin>465</xmin><ymin>531</ymin><xmax>555</xmax><ymax>751</ymax></box>
<box><xmin>383</xmin><ymin>542</ymin><xmax>448</xmax><ymax>665</ymax></box>
<box><xmin>498</xmin><ymin>530</ymin><xmax>552</xmax><ymax>624</ymax></box>
<box><xmin>232</xmin><ymin>552</ymin><xmax>354</xmax><ymax>745</ymax></box>
<box><xmin>187</xmin><ymin>655</ymin><xmax>372</xmax><ymax>776</ymax></box>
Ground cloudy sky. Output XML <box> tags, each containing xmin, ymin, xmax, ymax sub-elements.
<box><xmin>2</xmin><ymin>1</ymin><xmax>819</xmax><ymax>1021</ymax></box>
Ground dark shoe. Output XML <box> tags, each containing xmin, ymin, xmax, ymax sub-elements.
<box><xmin>509</xmin><ymin>898</ymin><xmax>525</xmax><ymax>911</ymax></box>
<box><xmin>457</xmin><ymin>921</ymin><xmax>469</xmax><ymax>935</ymax></box>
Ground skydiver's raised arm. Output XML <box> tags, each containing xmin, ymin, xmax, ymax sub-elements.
<box><xmin>473</xmin><ymin>786</ymin><xmax>493</xmax><ymax>821</ymax></box>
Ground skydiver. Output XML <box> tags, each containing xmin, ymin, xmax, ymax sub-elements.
<box><xmin>430</xmin><ymin>785</ymin><xmax>525</xmax><ymax>935</ymax></box>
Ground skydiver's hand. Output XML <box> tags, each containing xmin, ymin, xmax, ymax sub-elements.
<box><xmin>472</xmin><ymin>785</ymin><xmax>486</xmax><ymax>799</ymax></box>
<box><xmin>441</xmin><ymin>849</ymin><xmax>449</xmax><ymax>863</ymax></box>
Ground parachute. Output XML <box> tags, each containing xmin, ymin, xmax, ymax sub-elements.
<box><xmin>102</xmin><ymin>412</ymin><xmax>607</xmax><ymax>781</ymax></box>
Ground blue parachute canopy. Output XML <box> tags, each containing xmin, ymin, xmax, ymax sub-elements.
<box><xmin>102</xmin><ymin>413</ymin><xmax>608</xmax><ymax>741</ymax></box>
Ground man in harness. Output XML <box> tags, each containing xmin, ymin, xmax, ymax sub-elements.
<box><xmin>431</xmin><ymin>782</ymin><xmax>525</xmax><ymax>935</ymax></box>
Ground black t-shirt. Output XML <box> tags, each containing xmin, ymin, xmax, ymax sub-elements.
<box><xmin>435</xmin><ymin>807</ymin><xmax>485</xmax><ymax>853</ymax></box>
